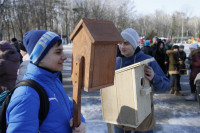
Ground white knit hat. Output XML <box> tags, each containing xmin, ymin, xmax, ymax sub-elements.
<box><xmin>189</xmin><ymin>43</ymin><xmax>198</xmax><ymax>49</ymax></box>
<box><xmin>121</xmin><ymin>28</ymin><xmax>139</xmax><ymax>49</ymax></box>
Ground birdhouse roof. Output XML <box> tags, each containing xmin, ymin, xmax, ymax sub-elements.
<box><xmin>70</xmin><ymin>18</ymin><xmax>123</xmax><ymax>44</ymax></box>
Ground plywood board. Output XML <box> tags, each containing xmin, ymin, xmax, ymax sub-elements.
<box><xmin>101</xmin><ymin>58</ymin><xmax>153</xmax><ymax>128</ymax></box>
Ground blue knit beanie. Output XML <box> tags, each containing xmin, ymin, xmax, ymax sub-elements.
<box><xmin>144</xmin><ymin>40</ymin><xmax>150</xmax><ymax>46</ymax></box>
<box><xmin>23</xmin><ymin>30</ymin><xmax>62</xmax><ymax>64</ymax></box>
<box><xmin>121</xmin><ymin>28</ymin><xmax>139</xmax><ymax>49</ymax></box>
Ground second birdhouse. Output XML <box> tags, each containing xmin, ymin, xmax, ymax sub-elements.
<box><xmin>101</xmin><ymin>58</ymin><xmax>154</xmax><ymax>128</ymax></box>
<box><xmin>70</xmin><ymin>18</ymin><xmax>123</xmax><ymax>92</ymax></box>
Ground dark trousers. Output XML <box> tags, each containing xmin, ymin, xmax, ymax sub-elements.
<box><xmin>170</xmin><ymin>74</ymin><xmax>179</xmax><ymax>89</ymax></box>
<box><xmin>177</xmin><ymin>74</ymin><xmax>181</xmax><ymax>90</ymax></box>
<box><xmin>189</xmin><ymin>80</ymin><xmax>196</xmax><ymax>93</ymax></box>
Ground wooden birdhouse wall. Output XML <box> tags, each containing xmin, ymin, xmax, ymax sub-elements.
<box><xmin>72</xmin><ymin>27</ymin><xmax>92</xmax><ymax>90</ymax></box>
<box><xmin>91</xmin><ymin>43</ymin><xmax>117</xmax><ymax>91</ymax></box>
<box><xmin>101</xmin><ymin>58</ymin><xmax>154</xmax><ymax>128</ymax></box>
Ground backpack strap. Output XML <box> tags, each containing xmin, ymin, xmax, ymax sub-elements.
<box><xmin>0</xmin><ymin>91</ymin><xmax>13</xmax><ymax>133</ymax></box>
<box><xmin>14</xmin><ymin>79</ymin><xmax>49</xmax><ymax>126</ymax></box>
<box><xmin>0</xmin><ymin>79</ymin><xmax>49</xmax><ymax>133</ymax></box>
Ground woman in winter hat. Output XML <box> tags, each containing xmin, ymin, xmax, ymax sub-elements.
<box><xmin>114</xmin><ymin>28</ymin><xmax>169</xmax><ymax>133</ymax></box>
<box><xmin>0</xmin><ymin>41</ymin><xmax>20</xmax><ymax>93</ymax></box>
<box><xmin>154</xmin><ymin>40</ymin><xmax>167</xmax><ymax>75</ymax></box>
<box><xmin>6</xmin><ymin>30</ymin><xmax>85</xmax><ymax>133</ymax></box>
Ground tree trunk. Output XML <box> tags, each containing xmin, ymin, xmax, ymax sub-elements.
<box><xmin>0</xmin><ymin>21</ymin><xmax>4</xmax><ymax>41</ymax></box>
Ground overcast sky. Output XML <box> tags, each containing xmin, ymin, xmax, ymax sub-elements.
<box><xmin>134</xmin><ymin>0</ymin><xmax>200</xmax><ymax>17</ymax></box>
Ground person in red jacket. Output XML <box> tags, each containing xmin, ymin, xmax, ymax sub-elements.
<box><xmin>186</xmin><ymin>43</ymin><xmax>200</xmax><ymax>100</ymax></box>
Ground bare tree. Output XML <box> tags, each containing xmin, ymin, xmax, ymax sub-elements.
<box><xmin>1</xmin><ymin>0</ymin><xmax>200</xmax><ymax>42</ymax></box>
<box><xmin>0</xmin><ymin>0</ymin><xmax>9</xmax><ymax>40</ymax></box>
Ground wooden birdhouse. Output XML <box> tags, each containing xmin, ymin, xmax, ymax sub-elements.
<box><xmin>101</xmin><ymin>58</ymin><xmax>154</xmax><ymax>128</ymax></box>
<box><xmin>70</xmin><ymin>18</ymin><xmax>123</xmax><ymax>92</ymax></box>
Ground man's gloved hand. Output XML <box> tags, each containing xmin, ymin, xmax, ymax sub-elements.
<box><xmin>70</xmin><ymin>118</ymin><xmax>86</xmax><ymax>133</ymax></box>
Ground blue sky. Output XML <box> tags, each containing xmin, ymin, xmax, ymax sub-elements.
<box><xmin>134</xmin><ymin>0</ymin><xmax>200</xmax><ymax>17</ymax></box>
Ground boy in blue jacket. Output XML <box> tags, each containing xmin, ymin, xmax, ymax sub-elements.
<box><xmin>114</xmin><ymin>28</ymin><xmax>169</xmax><ymax>133</ymax></box>
<box><xmin>6</xmin><ymin>30</ymin><xmax>85</xmax><ymax>133</ymax></box>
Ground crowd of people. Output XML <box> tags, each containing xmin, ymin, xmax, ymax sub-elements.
<box><xmin>137</xmin><ymin>36</ymin><xmax>200</xmax><ymax>100</ymax></box>
<box><xmin>115</xmin><ymin>30</ymin><xmax>200</xmax><ymax>133</ymax></box>
<box><xmin>0</xmin><ymin>27</ymin><xmax>200</xmax><ymax>133</ymax></box>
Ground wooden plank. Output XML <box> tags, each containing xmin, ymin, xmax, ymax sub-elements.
<box><xmin>71</xmin><ymin>55</ymin><xmax>84</xmax><ymax>127</ymax></box>
<box><xmin>72</xmin><ymin>28</ymin><xmax>92</xmax><ymax>90</ymax></box>
<box><xmin>92</xmin><ymin>44</ymin><xmax>117</xmax><ymax>88</ymax></box>
<box><xmin>116</xmin><ymin>69</ymin><xmax>137</xmax><ymax>126</ymax></box>
<box><xmin>116</xmin><ymin>58</ymin><xmax>155</xmax><ymax>73</ymax></box>
<box><xmin>70</xmin><ymin>19</ymin><xmax>84</xmax><ymax>40</ymax></box>
<box><xmin>100</xmin><ymin>82</ymin><xmax>118</xmax><ymax>124</ymax></box>
<box><xmin>133</xmin><ymin>66</ymin><xmax>151</xmax><ymax>124</ymax></box>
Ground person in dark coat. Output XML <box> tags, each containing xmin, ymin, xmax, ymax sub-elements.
<box><xmin>178</xmin><ymin>45</ymin><xmax>187</xmax><ymax>90</ymax></box>
<box><xmin>150</xmin><ymin>36</ymin><xmax>160</xmax><ymax>58</ymax></box>
<box><xmin>141</xmin><ymin>40</ymin><xmax>153</xmax><ymax>56</ymax></box>
<box><xmin>0</xmin><ymin>41</ymin><xmax>20</xmax><ymax>93</ymax></box>
<box><xmin>179</xmin><ymin>45</ymin><xmax>187</xmax><ymax>75</ymax></box>
<box><xmin>10</xmin><ymin>38</ymin><xmax>22</xmax><ymax>63</ymax></box>
<box><xmin>154</xmin><ymin>41</ymin><xmax>167</xmax><ymax>75</ymax></box>
<box><xmin>10</xmin><ymin>38</ymin><xmax>20</xmax><ymax>53</ymax></box>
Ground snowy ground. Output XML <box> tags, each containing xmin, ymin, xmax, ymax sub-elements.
<box><xmin>62</xmin><ymin>43</ymin><xmax>200</xmax><ymax>133</ymax></box>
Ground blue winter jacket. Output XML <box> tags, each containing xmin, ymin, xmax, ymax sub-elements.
<box><xmin>116</xmin><ymin>49</ymin><xmax>169</xmax><ymax>92</ymax></box>
<box><xmin>6</xmin><ymin>63</ymin><xmax>85</xmax><ymax>133</ymax></box>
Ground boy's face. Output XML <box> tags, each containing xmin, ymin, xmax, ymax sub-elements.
<box><xmin>119</xmin><ymin>40</ymin><xmax>135</xmax><ymax>57</ymax></box>
<box><xmin>38</xmin><ymin>43</ymin><xmax>67</xmax><ymax>72</ymax></box>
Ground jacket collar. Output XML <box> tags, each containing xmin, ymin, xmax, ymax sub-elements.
<box><xmin>121</xmin><ymin>47</ymin><xmax>143</xmax><ymax>67</ymax></box>
<box><xmin>26</xmin><ymin>62</ymin><xmax>60</xmax><ymax>80</ymax></box>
